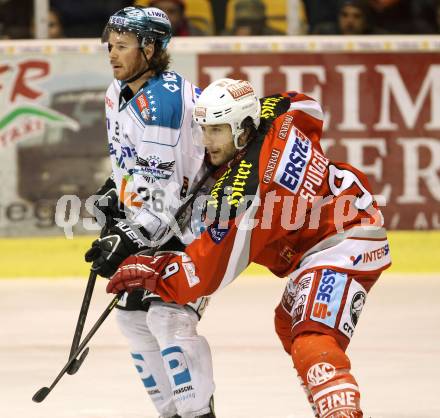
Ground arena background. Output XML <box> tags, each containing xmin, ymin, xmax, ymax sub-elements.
<box><xmin>1</xmin><ymin>35</ymin><xmax>439</xmax><ymax>418</ymax></box>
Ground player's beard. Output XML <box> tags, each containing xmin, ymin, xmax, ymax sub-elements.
<box><xmin>112</xmin><ymin>51</ymin><xmax>149</xmax><ymax>83</ymax></box>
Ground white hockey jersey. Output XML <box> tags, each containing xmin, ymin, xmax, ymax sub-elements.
<box><xmin>104</xmin><ymin>71</ymin><xmax>205</xmax><ymax>240</ymax></box>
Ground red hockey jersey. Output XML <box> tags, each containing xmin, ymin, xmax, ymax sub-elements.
<box><xmin>152</xmin><ymin>92</ymin><xmax>391</xmax><ymax>305</ymax></box>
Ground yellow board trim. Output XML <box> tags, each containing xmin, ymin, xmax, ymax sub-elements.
<box><xmin>1</xmin><ymin>231</ymin><xmax>439</xmax><ymax>278</ymax></box>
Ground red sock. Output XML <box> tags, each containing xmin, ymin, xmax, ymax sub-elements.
<box><xmin>291</xmin><ymin>333</ymin><xmax>363</xmax><ymax>418</ymax></box>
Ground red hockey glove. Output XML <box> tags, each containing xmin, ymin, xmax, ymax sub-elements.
<box><xmin>106</xmin><ymin>254</ymin><xmax>173</xmax><ymax>294</ymax></box>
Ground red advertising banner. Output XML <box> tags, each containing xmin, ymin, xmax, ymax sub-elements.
<box><xmin>1</xmin><ymin>39</ymin><xmax>439</xmax><ymax>235</ymax></box>
<box><xmin>198</xmin><ymin>53</ymin><xmax>440</xmax><ymax>230</ymax></box>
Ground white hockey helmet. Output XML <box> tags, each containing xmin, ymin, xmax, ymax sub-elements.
<box><xmin>193</xmin><ymin>78</ymin><xmax>261</xmax><ymax>149</ymax></box>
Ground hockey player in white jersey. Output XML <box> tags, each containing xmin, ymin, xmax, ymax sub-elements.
<box><xmin>84</xmin><ymin>6</ymin><xmax>215</xmax><ymax>418</ymax></box>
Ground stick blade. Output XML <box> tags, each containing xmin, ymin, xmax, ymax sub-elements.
<box><xmin>66</xmin><ymin>347</ymin><xmax>90</xmax><ymax>375</ymax></box>
<box><xmin>32</xmin><ymin>387</ymin><xmax>51</xmax><ymax>403</ymax></box>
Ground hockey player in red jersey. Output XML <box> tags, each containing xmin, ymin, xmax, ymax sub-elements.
<box><xmin>106</xmin><ymin>78</ymin><xmax>391</xmax><ymax>417</ymax></box>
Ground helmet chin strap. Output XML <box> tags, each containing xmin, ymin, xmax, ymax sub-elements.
<box><xmin>233</xmin><ymin>128</ymin><xmax>245</xmax><ymax>150</ymax></box>
<box><xmin>124</xmin><ymin>48</ymin><xmax>151</xmax><ymax>84</ymax></box>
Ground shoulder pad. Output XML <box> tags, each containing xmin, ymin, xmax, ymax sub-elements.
<box><xmin>159</xmin><ymin>71</ymin><xmax>183</xmax><ymax>94</ymax></box>
<box><xmin>258</xmin><ymin>94</ymin><xmax>291</xmax><ymax>135</ymax></box>
<box><xmin>129</xmin><ymin>76</ymin><xmax>183</xmax><ymax>129</ymax></box>
<box><xmin>259</xmin><ymin>95</ymin><xmax>291</xmax><ymax>123</ymax></box>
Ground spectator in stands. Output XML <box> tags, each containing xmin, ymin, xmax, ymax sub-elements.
<box><xmin>209</xmin><ymin>0</ymin><xmax>228</xmax><ymax>35</ymax></box>
<box><xmin>51</xmin><ymin>0</ymin><xmax>131</xmax><ymax>37</ymax></box>
<box><xmin>371</xmin><ymin>0</ymin><xmax>440</xmax><ymax>33</ymax></box>
<box><xmin>30</xmin><ymin>8</ymin><xmax>65</xmax><ymax>39</ymax></box>
<box><xmin>0</xmin><ymin>2</ymin><xmax>63</xmax><ymax>39</ymax></box>
<box><xmin>367</xmin><ymin>0</ymin><xmax>415</xmax><ymax>33</ymax></box>
<box><xmin>313</xmin><ymin>0</ymin><xmax>374</xmax><ymax>34</ymax></box>
<box><xmin>410</xmin><ymin>0</ymin><xmax>438</xmax><ymax>33</ymax></box>
<box><xmin>302</xmin><ymin>0</ymin><xmax>339</xmax><ymax>34</ymax></box>
<box><xmin>222</xmin><ymin>0</ymin><xmax>285</xmax><ymax>36</ymax></box>
<box><xmin>0</xmin><ymin>0</ymin><xmax>32</xmax><ymax>38</ymax></box>
<box><xmin>46</xmin><ymin>9</ymin><xmax>64</xmax><ymax>38</ymax></box>
<box><xmin>338</xmin><ymin>0</ymin><xmax>372</xmax><ymax>33</ymax></box>
<box><xmin>304</xmin><ymin>0</ymin><xmax>440</xmax><ymax>34</ymax></box>
<box><xmin>134</xmin><ymin>0</ymin><xmax>210</xmax><ymax>35</ymax></box>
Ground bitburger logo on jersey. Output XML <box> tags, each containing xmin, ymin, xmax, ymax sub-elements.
<box><xmin>206</xmin><ymin>159</ymin><xmax>255</xmax><ymax>211</ymax></box>
<box><xmin>207</xmin><ymin>168</ymin><xmax>232</xmax><ymax>209</ymax></box>
<box><xmin>261</xmin><ymin>96</ymin><xmax>283</xmax><ymax>119</ymax></box>
<box><xmin>226</xmin><ymin>160</ymin><xmax>253</xmax><ymax>207</ymax></box>
<box><xmin>260</xmin><ymin>95</ymin><xmax>290</xmax><ymax>121</ymax></box>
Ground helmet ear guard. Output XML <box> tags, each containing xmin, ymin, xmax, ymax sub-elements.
<box><xmin>193</xmin><ymin>79</ymin><xmax>261</xmax><ymax>150</ymax></box>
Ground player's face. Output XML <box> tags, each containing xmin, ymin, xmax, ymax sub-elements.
<box><xmin>201</xmin><ymin>124</ymin><xmax>236</xmax><ymax>166</ymax></box>
<box><xmin>339</xmin><ymin>5</ymin><xmax>367</xmax><ymax>35</ymax></box>
<box><xmin>107</xmin><ymin>31</ymin><xmax>146</xmax><ymax>80</ymax></box>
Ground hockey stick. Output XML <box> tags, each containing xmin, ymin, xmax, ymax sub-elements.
<box><xmin>66</xmin><ymin>205</ymin><xmax>115</xmax><ymax>375</ymax></box>
<box><xmin>33</xmin><ymin>294</ymin><xmax>121</xmax><ymax>403</ymax></box>
<box><xmin>32</xmin><ymin>167</ymin><xmax>213</xmax><ymax>403</ymax></box>
<box><xmin>65</xmin><ymin>269</ymin><xmax>97</xmax><ymax>375</ymax></box>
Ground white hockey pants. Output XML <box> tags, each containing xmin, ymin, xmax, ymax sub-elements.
<box><xmin>116</xmin><ymin>300</ymin><xmax>215</xmax><ymax>418</ymax></box>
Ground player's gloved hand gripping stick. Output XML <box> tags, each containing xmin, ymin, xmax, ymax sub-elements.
<box><xmin>32</xmin><ymin>167</ymin><xmax>213</xmax><ymax>403</ymax></box>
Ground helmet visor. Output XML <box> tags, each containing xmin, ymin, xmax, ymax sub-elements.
<box><xmin>102</xmin><ymin>29</ymin><xmax>146</xmax><ymax>57</ymax></box>
<box><xmin>192</xmin><ymin>121</ymin><xmax>233</xmax><ymax>147</ymax></box>
<box><xmin>101</xmin><ymin>24</ymin><xmax>142</xmax><ymax>46</ymax></box>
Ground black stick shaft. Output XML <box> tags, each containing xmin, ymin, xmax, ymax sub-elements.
<box><xmin>68</xmin><ymin>270</ymin><xmax>97</xmax><ymax>360</ymax></box>
<box><xmin>66</xmin><ymin>218</ymin><xmax>112</xmax><ymax>374</ymax></box>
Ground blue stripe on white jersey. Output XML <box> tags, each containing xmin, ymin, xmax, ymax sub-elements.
<box><xmin>129</xmin><ymin>72</ymin><xmax>184</xmax><ymax>130</ymax></box>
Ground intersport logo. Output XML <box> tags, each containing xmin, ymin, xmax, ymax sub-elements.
<box><xmin>350</xmin><ymin>244</ymin><xmax>390</xmax><ymax>266</ymax></box>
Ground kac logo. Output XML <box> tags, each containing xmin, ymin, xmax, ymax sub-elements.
<box><xmin>307</xmin><ymin>362</ymin><xmax>336</xmax><ymax>387</ymax></box>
